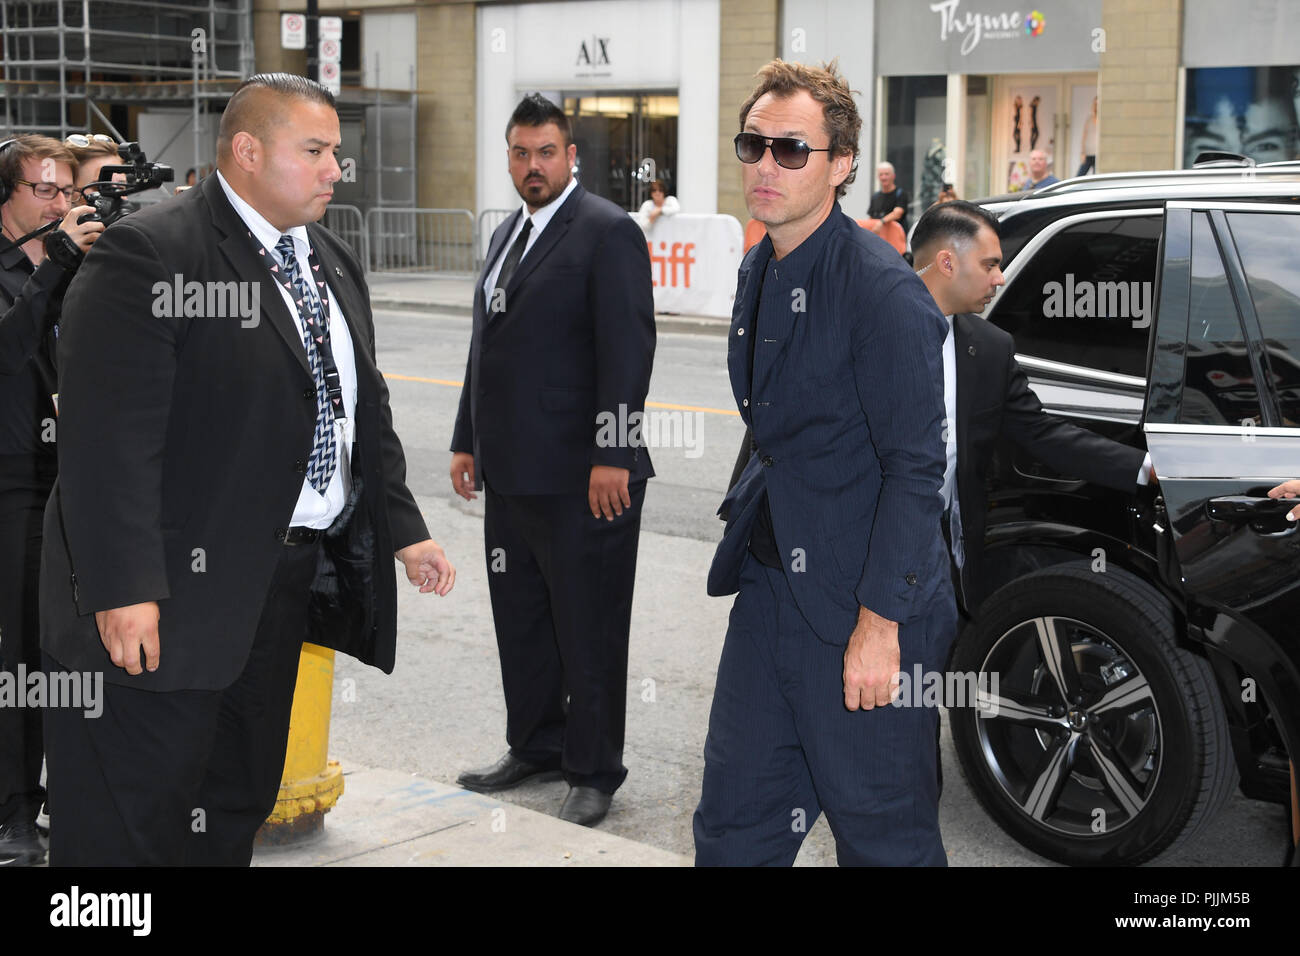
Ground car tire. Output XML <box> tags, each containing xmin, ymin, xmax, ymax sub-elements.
<box><xmin>950</xmin><ymin>561</ymin><xmax>1237</xmax><ymax>865</ymax></box>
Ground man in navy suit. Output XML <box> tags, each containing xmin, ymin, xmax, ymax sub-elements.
<box><xmin>450</xmin><ymin>94</ymin><xmax>655</xmax><ymax>827</ymax></box>
<box><xmin>693</xmin><ymin>60</ymin><xmax>954</xmax><ymax>866</ymax></box>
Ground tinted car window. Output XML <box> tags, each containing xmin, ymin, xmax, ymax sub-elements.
<box><xmin>1182</xmin><ymin>213</ymin><xmax>1263</xmax><ymax>427</ymax></box>
<box><xmin>1227</xmin><ymin>211</ymin><xmax>1300</xmax><ymax>426</ymax></box>
<box><xmin>989</xmin><ymin>215</ymin><xmax>1161</xmax><ymax>377</ymax></box>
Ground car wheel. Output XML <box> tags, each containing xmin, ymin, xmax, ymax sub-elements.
<box><xmin>950</xmin><ymin>561</ymin><xmax>1237</xmax><ymax>865</ymax></box>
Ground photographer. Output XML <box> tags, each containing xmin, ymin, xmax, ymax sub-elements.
<box><xmin>0</xmin><ymin>134</ymin><xmax>101</xmax><ymax>866</ymax></box>
<box><xmin>66</xmin><ymin>133</ymin><xmax>124</xmax><ymax>198</ymax></box>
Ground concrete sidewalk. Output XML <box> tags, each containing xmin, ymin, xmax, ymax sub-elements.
<box><xmin>253</xmin><ymin>767</ymin><xmax>687</xmax><ymax>867</ymax></box>
<box><xmin>366</xmin><ymin>273</ymin><xmax>730</xmax><ymax>337</ymax></box>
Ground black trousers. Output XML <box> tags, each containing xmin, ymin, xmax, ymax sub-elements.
<box><xmin>42</xmin><ymin>538</ymin><xmax>320</xmax><ymax>866</ymax></box>
<box><xmin>483</xmin><ymin>481</ymin><xmax>645</xmax><ymax>794</ymax></box>
<box><xmin>0</xmin><ymin>454</ymin><xmax>55</xmax><ymax>826</ymax></box>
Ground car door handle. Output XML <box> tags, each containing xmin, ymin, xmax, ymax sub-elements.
<box><xmin>1206</xmin><ymin>496</ymin><xmax>1296</xmax><ymax>521</ymax></box>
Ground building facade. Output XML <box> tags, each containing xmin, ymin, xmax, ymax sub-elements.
<box><xmin>241</xmin><ymin>1</ymin><xmax>1300</xmax><ymax>223</ymax></box>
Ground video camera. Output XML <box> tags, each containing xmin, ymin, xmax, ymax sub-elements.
<box><xmin>37</xmin><ymin>142</ymin><xmax>173</xmax><ymax>270</ymax></box>
<box><xmin>77</xmin><ymin>141</ymin><xmax>174</xmax><ymax>227</ymax></box>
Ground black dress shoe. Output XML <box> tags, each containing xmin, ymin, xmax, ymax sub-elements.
<box><xmin>0</xmin><ymin>818</ymin><xmax>46</xmax><ymax>867</ymax></box>
<box><xmin>456</xmin><ymin>752</ymin><xmax>562</xmax><ymax>793</ymax></box>
<box><xmin>558</xmin><ymin>786</ymin><xmax>612</xmax><ymax>827</ymax></box>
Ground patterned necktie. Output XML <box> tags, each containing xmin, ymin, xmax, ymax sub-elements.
<box><xmin>275</xmin><ymin>234</ymin><xmax>337</xmax><ymax>494</ymax></box>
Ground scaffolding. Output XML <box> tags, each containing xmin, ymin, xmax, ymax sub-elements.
<box><xmin>0</xmin><ymin>0</ymin><xmax>416</xmax><ymax>212</ymax></box>
<box><xmin>1</xmin><ymin>0</ymin><xmax>253</xmax><ymax>180</ymax></box>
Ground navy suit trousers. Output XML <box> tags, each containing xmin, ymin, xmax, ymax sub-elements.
<box><xmin>694</xmin><ymin>553</ymin><xmax>956</xmax><ymax>866</ymax></box>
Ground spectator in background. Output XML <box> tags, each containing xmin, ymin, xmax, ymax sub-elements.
<box><xmin>867</xmin><ymin>161</ymin><xmax>910</xmax><ymax>234</ymax></box>
<box><xmin>1027</xmin><ymin>149</ymin><xmax>1059</xmax><ymax>189</ymax></box>
<box><xmin>931</xmin><ymin>182</ymin><xmax>958</xmax><ymax>206</ymax></box>
<box><xmin>633</xmin><ymin>179</ymin><xmax>679</xmax><ymax>234</ymax></box>
<box><xmin>185</xmin><ymin>168</ymin><xmax>197</xmax><ymax>186</ymax></box>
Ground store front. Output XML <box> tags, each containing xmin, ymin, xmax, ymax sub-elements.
<box><xmin>476</xmin><ymin>0</ymin><xmax>718</xmax><ymax>215</ymax></box>
<box><xmin>564</xmin><ymin>93</ymin><xmax>679</xmax><ymax>210</ymax></box>
<box><xmin>1180</xmin><ymin>0</ymin><xmax>1299</xmax><ymax>168</ymax></box>
<box><xmin>874</xmin><ymin>0</ymin><xmax>1102</xmax><ymax>214</ymax></box>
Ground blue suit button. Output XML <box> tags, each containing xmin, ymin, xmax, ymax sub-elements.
<box><xmin>906</xmin><ymin>573</ymin><xmax>917</xmax><ymax>585</ymax></box>
<box><xmin>761</xmin><ymin>455</ymin><xmax>774</xmax><ymax>467</ymax></box>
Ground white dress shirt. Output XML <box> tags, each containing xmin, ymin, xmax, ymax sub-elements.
<box><xmin>941</xmin><ymin>315</ymin><xmax>958</xmax><ymax>511</ymax></box>
<box><xmin>482</xmin><ymin>175</ymin><xmax>579</xmax><ymax>301</ymax></box>
<box><xmin>217</xmin><ymin>171</ymin><xmax>358</xmax><ymax>529</ymax></box>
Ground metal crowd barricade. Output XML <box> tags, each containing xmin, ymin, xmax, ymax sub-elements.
<box><xmin>364</xmin><ymin>207</ymin><xmax>476</xmax><ymax>275</ymax></box>
<box><xmin>475</xmin><ymin>208</ymin><xmax>516</xmax><ymax>270</ymax></box>
<box><xmin>320</xmin><ymin>204</ymin><xmax>368</xmax><ymax>271</ymax></box>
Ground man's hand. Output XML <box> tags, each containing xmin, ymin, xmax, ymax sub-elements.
<box><xmin>589</xmin><ymin>465</ymin><xmax>631</xmax><ymax>520</ymax></box>
<box><xmin>843</xmin><ymin>605</ymin><xmax>900</xmax><ymax>711</ymax></box>
<box><xmin>60</xmin><ymin>205</ymin><xmax>105</xmax><ymax>253</ymax></box>
<box><xmin>869</xmin><ymin>220</ymin><xmax>883</xmax><ymax>233</ymax></box>
<box><xmin>95</xmin><ymin>601</ymin><xmax>160</xmax><ymax>676</ymax></box>
<box><xmin>450</xmin><ymin>452</ymin><xmax>477</xmax><ymax>501</ymax></box>
<box><xmin>395</xmin><ymin>539</ymin><xmax>456</xmax><ymax>595</ymax></box>
<box><xmin>1268</xmin><ymin>480</ymin><xmax>1300</xmax><ymax>521</ymax></box>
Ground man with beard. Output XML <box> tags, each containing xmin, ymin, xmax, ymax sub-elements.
<box><xmin>450</xmin><ymin>93</ymin><xmax>655</xmax><ymax>827</ymax></box>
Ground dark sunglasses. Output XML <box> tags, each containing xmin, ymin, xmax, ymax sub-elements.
<box><xmin>734</xmin><ymin>132</ymin><xmax>832</xmax><ymax>170</ymax></box>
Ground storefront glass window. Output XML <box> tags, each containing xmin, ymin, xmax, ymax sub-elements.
<box><xmin>564</xmin><ymin>93</ymin><xmax>679</xmax><ymax>211</ymax></box>
<box><xmin>1183</xmin><ymin>66</ymin><xmax>1300</xmax><ymax>167</ymax></box>
<box><xmin>882</xmin><ymin>75</ymin><xmax>947</xmax><ymax>221</ymax></box>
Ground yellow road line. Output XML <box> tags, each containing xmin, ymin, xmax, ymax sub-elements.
<box><xmin>383</xmin><ymin>373</ymin><xmax>741</xmax><ymax>417</ymax></box>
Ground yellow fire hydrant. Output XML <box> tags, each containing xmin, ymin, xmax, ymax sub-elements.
<box><xmin>255</xmin><ymin>642</ymin><xmax>345</xmax><ymax>844</ymax></box>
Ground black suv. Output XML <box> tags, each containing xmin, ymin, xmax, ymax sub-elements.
<box><xmin>950</xmin><ymin>162</ymin><xmax>1300</xmax><ymax>866</ymax></box>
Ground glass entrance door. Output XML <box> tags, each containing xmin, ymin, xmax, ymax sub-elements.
<box><xmin>562</xmin><ymin>92</ymin><xmax>678</xmax><ymax>212</ymax></box>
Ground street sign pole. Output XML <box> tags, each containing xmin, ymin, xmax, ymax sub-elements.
<box><xmin>306</xmin><ymin>0</ymin><xmax>319</xmax><ymax>81</ymax></box>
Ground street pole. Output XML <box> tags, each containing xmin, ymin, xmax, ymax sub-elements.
<box><xmin>306</xmin><ymin>0</ymin><xmax>319</xmax><ymax>82</ymax></box>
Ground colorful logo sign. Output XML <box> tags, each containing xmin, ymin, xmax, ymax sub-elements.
<box><xmin>1024</xmin><ymin>10</ymin><xmax>1045</xmax><ymax>36</ymax></box>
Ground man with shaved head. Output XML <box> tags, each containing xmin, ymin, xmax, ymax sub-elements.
<box><xmin>41</xmin><ymin>73</ymin><xmax>455</xmax><ymax>866</ymax></box>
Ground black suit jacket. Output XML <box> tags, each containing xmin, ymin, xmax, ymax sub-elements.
<box><xmin>40</xmin><ymin>174</ymin><xmax>430</xmax><ymax>691</ymax></box>
<box><xmin>450</xmin><ymin>183</ymin><xmax>655</xmax><ymax>495</ymax></box>
<box><xmin>951</xmin><ymin>312</ymin><xmax>1145</xmax><ymax>608</ymax></box>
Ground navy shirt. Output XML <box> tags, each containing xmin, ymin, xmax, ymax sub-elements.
<box><xmin>746</xmin><ymin>211</ymin><xmax>844</xmax><ymax>571</ymax></box>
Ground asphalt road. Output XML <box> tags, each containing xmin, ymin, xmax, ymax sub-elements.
<box><xmin>325</xmin><ymin>305</ymin><xmax>1290</xmax><ymax>867</ymax></box>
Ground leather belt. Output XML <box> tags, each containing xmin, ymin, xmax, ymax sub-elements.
<box><xmin>275</xmin><ymin>526</ymin><xmax>322</xmax><ymax>546</ymax></box>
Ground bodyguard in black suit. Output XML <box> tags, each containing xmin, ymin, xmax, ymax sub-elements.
<box><xmin>450</xmin><ymin>95</ymin><xmax>655</xmax><ymax>827</ymax></box>
<box><xmin>40</xmin><ymin>74</ymin><xmax>455</xmax><ymax>866</ymax></box>
<box><xmin>909</xmin><ymin>201</ymin><xmax>1150</xmax><ymax>613</ymax></box>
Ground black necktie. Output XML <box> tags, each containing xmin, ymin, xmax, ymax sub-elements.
<box><xmin>494</xmin><ymin>218</ymin><xmax>533</xmax><ymax>293</ymax></box>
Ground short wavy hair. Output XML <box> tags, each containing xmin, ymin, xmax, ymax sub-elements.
<box><xmin>738</xmin><ymin>59</ymin><xmax>862</xmax><ymax>199</ymax></box>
